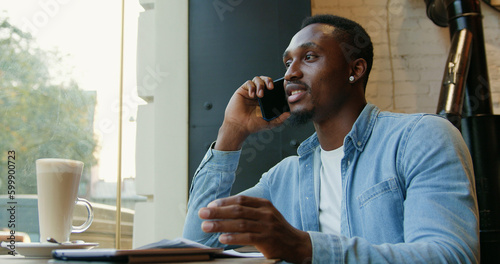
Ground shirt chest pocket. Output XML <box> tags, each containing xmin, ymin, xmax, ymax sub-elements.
<box><xmin>357</xmin><ymin>177</ymin><xmax>400</xmax><ymax>209</ymax></box>
<box><xmin>354</xmin><ymin>177</ymin><xmax>405</xmax><ymax>243</ymax></box>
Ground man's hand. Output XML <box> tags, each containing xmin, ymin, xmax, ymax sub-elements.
<box><xmin>198</xmin><ymin>195</ymin><xmax>312</xmax><ymax>263</ymax></box>
<box><xmin>214</xmin><ymin>76</ymin><xmax>290</xmax><ymax>151</ymax></box>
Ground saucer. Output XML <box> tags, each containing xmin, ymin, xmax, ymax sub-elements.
<box><xmin>1</xmin><ymin>242</ymin><xmax>98</xmax><ymax>258</ymax></box>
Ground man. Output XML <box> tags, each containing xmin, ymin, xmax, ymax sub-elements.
<box><xmin>183</xmin><ymin>14</ymin><xmax>479</xmax><ymax>263</ymax></box>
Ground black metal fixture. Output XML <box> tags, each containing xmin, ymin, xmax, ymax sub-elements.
<box><xmin>425</xmin><ymin>0</ymin><xmax>500</xmax><ymax>262</ymax></box>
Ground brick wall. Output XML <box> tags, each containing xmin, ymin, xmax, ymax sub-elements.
<box><xmin>312</xmin><ymin>0</ymin><xmax>500</xmax><ymax>114</ymax></box>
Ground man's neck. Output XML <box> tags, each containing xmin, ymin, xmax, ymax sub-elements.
<box><xmin>314</xmin><ymin>101</ymin><xmax>366</xmax><ymax>151</ymax></box>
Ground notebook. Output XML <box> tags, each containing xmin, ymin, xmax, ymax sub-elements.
<box><xmin>52</xmin><ymin>247</ymin><xmax>223</xmax><ymax>263</ymax></box>
<box><xmin>52</xmin><ymin>238</ymin><xmax>223</xmax><ymax>263</ymax></box>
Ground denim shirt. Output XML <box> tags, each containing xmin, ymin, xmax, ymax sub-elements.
<box><xmin>183</xmin><ymin>104</ymin><xmax>479</xmax><ymax>263</ymax></box>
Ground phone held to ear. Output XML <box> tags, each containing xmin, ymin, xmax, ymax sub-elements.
<box><xmin>257</xmin><ymin>77</ymin><xmax>289</xmax><ymax>121</ymax></box>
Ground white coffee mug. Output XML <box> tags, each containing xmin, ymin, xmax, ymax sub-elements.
<box><xmin>36</xmin><ymin>158</ymin><xmax>94</xmax><ymax>243</ymax></box>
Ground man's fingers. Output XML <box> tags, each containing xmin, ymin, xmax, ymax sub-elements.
<box><xmin>218</xmin><ymin>232</ymin><xmax>261</xmax><ymax>245</ymax></box>
<box><xmin>243</xmin><ymin>80</ymin><xmax>257</xmax><ymax>97</ymax></box>
<box><xmin>209</xmin><ymin>195</ymin><xmax>270</xmax><ymax>208</ymax></box>
<box><xmin>250</xmin><ymin>76</ymin><xmax>274</xmax><ymax>98</ymax></box>
<box><xmin>199</xmin><ymin>203</ymin><xmax>265</xmax><ymax>220</ymax></box>
<box><xmin>201</xmin><ymin>219</ymin><xmax>261</xmax><ymax>233</ymax></box>
<box><xmin>252</xmin><ymin>76</ymin><xmax>266</xmax><ymax>98</ymax></box>
<box><xmin>259</xmin><ymin>76</ymin><xmax>274</xmax><ymax>89</ymax></box>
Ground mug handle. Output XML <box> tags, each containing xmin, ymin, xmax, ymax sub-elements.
<box><xmin>72</xmin><ymin>198</ymin><xmax>94</xmax><ymax>233</ymax></box>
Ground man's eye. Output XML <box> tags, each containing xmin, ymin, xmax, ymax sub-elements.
<box><xmin>284</xmin><ymin>60</ymin><xmax>292</xmax><ymax>68</ymax></box>
<box><xmin>305</xmin><ymin>54</ymin><xmax>316</xmax><ymax>60</ymax></box>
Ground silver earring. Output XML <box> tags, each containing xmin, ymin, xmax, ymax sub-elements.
<box><xmin>349</xmin><ymin>76</ymin><xmax>355</xmax><ymax>82</ymax></box>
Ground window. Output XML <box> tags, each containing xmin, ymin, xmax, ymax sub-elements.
<box><xmin>0</xmin><ymin>0</ymin><xmax>144</xmax><ymax>249</ymax></box>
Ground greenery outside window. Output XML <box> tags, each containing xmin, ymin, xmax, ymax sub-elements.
<box><xmin>0</xmin><ymin>0</ymin><xmax>144</xmax><ymax>249</ymax></box>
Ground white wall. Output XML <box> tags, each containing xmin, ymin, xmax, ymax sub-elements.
<box><xmin>312</xmin><ymin>0</ymin><xmax>500</xmax><ymax>114</ymax></box>
<box><xmin>133</xmin><ymin>0</ymin><xmax>188</xmax><ymax>248</ymax></box>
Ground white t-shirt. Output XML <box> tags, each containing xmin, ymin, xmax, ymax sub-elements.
<box><xmin>319</xmin><ymin>146</ymin><xmax>344</xmax><ymax>235</ymax></box>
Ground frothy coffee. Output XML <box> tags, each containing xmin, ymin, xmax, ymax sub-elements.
<box><xmin>36</xmin><ymin>159</ymin><xmax>92</xmax><ymax>243</ymax></box>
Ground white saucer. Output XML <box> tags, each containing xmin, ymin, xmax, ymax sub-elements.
<box><xmin>1</xmin><ymin>242</ymin><xmax>98</xmax><ymax>258</ymax></box>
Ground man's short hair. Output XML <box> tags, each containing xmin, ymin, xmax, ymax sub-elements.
<box><xmin>301</xmin><ymin>14</ymin><xmax>374</xmax><ymax>86</ymax></box>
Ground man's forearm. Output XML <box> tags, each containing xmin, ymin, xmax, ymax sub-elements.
<box><xmin>214</xmin><ymin>122</ymin><xmax>250</xmax><ymax>151</ymax></box>
<box><xmin>182</xmin><ymin>146</ymin><xmax>241</xmax><ymax>246</ymax></box>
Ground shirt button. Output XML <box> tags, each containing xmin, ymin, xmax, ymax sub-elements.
<box><xmin>357</xmin><ymin>141</ymin><xmax>362</xmax><ymax>147</ymax></box>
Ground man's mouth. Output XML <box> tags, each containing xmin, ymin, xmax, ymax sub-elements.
<box><xmin>286</xmin><ymin>82</ymin><xmax>308</xmax><ymax>103</ymax></box>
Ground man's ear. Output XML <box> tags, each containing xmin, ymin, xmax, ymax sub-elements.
<box><xmin>349</xmin><ymin>58</ymin><xmax>368</xmax><ymax>82</ymax></box>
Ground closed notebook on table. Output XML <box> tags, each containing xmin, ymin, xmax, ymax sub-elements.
<box><xmin>52</xmin><ymin>247</ymin><xmax>223</xmax><ymax>263</ymax></box>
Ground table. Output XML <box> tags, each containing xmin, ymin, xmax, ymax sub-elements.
<box><xmin>0</xmin><ymin>255</ymin><xmax>278</xmax><ymax>263</ymax></box>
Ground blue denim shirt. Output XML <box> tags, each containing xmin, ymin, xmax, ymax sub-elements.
<box><xmin>183</xmin><ymin>104</ymin><xmax>479</xmax><ymax>263</ymax></box>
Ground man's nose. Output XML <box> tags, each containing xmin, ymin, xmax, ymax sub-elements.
<box><xmin>284</xmin><ymin>60</ymin><xmax>303</xmax><ymax>81</ymax></box>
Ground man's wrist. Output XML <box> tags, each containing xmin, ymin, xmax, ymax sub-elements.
<box><xmin>294</xmin><ymin>231</ymin><xmax>313</xmax><ymax>264</ymax></box>
<box><xmin>214</xmin><ymin>122</ymin><xmax>250</xmax><ymax>151</ymax></box>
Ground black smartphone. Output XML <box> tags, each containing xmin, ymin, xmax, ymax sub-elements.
<box><xmin>257</xmin><ymin>77</ymin><xmax>289</xmax><ymax>121</ymax></box>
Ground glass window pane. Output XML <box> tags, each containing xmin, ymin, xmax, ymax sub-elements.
<box><xmin>0</xmin><ymin>0</ymin><xmax>144</xmax><ymax>249</ymax></box>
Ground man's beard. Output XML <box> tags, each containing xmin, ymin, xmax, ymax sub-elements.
<box><xmin>287</xmin><ymin>109</ymin><xmax>314</xmax><ymax>127</ymax></box>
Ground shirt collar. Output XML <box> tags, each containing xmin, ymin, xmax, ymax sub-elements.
<box><xmin>344</xmin><ymin>103</ymin><xmax>379</xmax><ymax>152</ymax></box>
<box><xmin>297</xmin><ymin>103</ymin><xmax>380</xmax><ymax>155</ymax></box>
